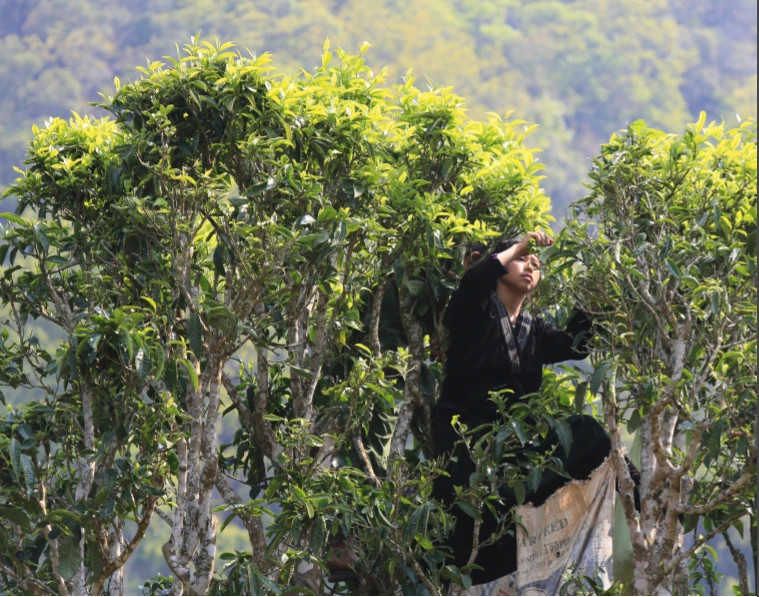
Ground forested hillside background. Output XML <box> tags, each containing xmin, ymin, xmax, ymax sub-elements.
<box><xmin>0</xmin><ymin>0</ymin><xmax>755</xmax><ymax>592</ymax></box>
<box><xmin>0</xmin><ymin>0</ymin><xmax>756</xmax><ymax>218</ymax></box>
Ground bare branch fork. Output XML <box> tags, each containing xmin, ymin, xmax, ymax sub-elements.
<box><xmin>91</xmin><ymin>500</ymin><xmax>157</xmax><ymax>595</ymax></box>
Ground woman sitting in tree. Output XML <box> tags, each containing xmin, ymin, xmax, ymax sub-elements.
<box><xmin>327</xmin><ymin>231</ymin><xmax>639</xmax><ymax>586</ymax></box>
<box><xmin>433</xmin><ymin>231</ymin><xmax>636</xmax><ymax>585</ymax></box>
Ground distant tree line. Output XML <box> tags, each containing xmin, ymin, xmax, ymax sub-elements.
<box><xmin>0</xmin><ymin>0</ymin><xmax>756</xmax><ymax>216</ymax></box>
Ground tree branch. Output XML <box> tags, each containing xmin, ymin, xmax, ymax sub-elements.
<box><xmin>390</xmin><ymin>277</ymin><xmax>425</xmax><ymax>455</ymax></box>
<box><xmin>639</xmin><ymin>417</ymin><xmax>667</xmax><ymax>542</ymax></box>
<box><xmin>93</xmin><ymin>500</ymin><xmax>156</xmax><ymax>594</ymax></box>
<box><xmin>301</xmin><ymin>287</ymin><xmax>330</xmax><ymax>423</ymax></box>
<box><xmin>39</xmin><ymin>256</ymin><xmax>74</xmax><ymax>332</ymax></box>
<box><xmin>626</xmin><ymin>271</ymin><xmax>671</xmax><ymax>352</ymax></box>
<box><xmin>466</xmin><ymin>451</ymin><xmax>486</xmax><ymax>569</ymax></box>
<box><xmin>675</xmin><ymin>471</ymin><xmax>754</xmax><ymax>515</ymax></box>
<box><xmin>189</xmin><ymin>357</ymin><xmax>224</xmax><ymax>596</ymax></box>
<box><xmin>156</xmin><ymin>508</ymin><xmax>174</xmax><ymax>527</ymax></box>
<box><xmin>221</xmin><ymin>373</ymin><xmax>256</xmax><ymax>438</ymax></box>
<box><xmin>0</xmin><ymin>562</ymin><xmax>51</xmax><ymax>595</ymax></box>
<box><xmin>162</xmin><ymin>437</ymin><xmax>190</xmax><ymax>586</ymax></box>
<box><xmin>39</xmin><ymin>486</ymin><xmax>70</xmax><ymax>596</ymax></box>
<box><xmin>74</xmin><ymin>383</ymin><xmax>96</xmax><ymax>503</ymax></box>
<box><xmin>287</xmin><ymin>279</ymin><xmax>307</xmax><ymax>413</ymax></box>
<box><xmin>369</xmin><ymin>274</ymin><xmax>390</xmax><ymax>357</ymax></box>
<box><xmin>648</xmin><ymin>397</ymin><xmax>676</xmax><ymax>476</ymax></box>
<box><xmin>215</xmin><ymin>470</ymin><xmax>268</xmax><ymax>570</ymax></box>
<box><xmin>656</xmin><ymin>469</ymin><xmax>684</xmax><ymax>574</ymax></box>
<box><xmin>412</xmin><ymin>560</ymin><xmax>439</xmax><ymax>596</ymax></box>
<box><xmin>673</xmin><ymin>425</ymin><xmax>704</xmax><ymax>479</ymax></box>
<box><xmin>659</xmin><ymin>510</ymin><xmax>747</xmax><ymax>579</ymax></box>
<box><xmin>601</xmin><ymin>376</ymin><xmax>645</xmax><ymax>557</ymax></box>
<box><xmin>254</xmin><ymin>333</ymin><xmax>282</xmax><ymax>462</ymax></box>
<box><xmin>352</xmin><ymin>435</ymin><xmax>379</xmax><ymax>487</ymax></box>
<box><xmin>723</xmin><ymin>528</ymin><xmax>750</xmax><ymax>596</ymax></box>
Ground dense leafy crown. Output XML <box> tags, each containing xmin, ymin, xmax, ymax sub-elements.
<box><xmin>0</xmin><ymin>38</ymin><xmax>551</xmax><ymax>595</ymax></box>
<box><xmin>548</xmin><ymin>115</ymin><xmax>756</xmax><ymax>595</ymax></box>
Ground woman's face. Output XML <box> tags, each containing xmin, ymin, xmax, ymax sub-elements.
<box><xmin>500</xmin><ymin>254</ymin><xmax>542</xmax><ymax>293</ymax></box>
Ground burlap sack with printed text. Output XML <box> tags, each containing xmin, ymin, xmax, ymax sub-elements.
<box><xmin>515</xmin><ymin>456</ymin><xmax>615</xmax><ymax>595</ymax></box>
<box><xmin>462</xmin><ymin>457</ymin><xmax>615</xmax><ymax>596</ymax></box>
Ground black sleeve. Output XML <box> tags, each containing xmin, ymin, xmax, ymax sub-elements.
<box><xmin>443</xmin><ymin>254</ymin><xmax>508</xmax><ymax>328</ymax></box>
<box><xmin>540</xmin><ymin>310</ymin><xmax>593</xmax><ymax>364</ymax></box>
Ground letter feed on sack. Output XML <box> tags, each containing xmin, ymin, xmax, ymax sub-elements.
<box><xmin>460</xmin><ymin>457</ymin><xmax>615</xmax><ymax>597</ymax></box>
<box><xmin>516</xmin><ymin>457</ymin><xmax>615</xmax><ymax>596</ymax></box>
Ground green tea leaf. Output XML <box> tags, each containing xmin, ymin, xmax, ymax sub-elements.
<box><xmin>21</xmin><ymin>454</ymin><xmax>36</xmax><ymax>497</ymax></box>
<box><xmin>290</xmin><ymin>366</ymin><xmax>315</xmax><ymax>380</ymax></box>
<box><xmin>456</xmin><ymin>501</ymin><xmax>481</xmax><ymax>522</ymax></box>
<box><xmin>528</xmin><ymin>466</ymin><xmax>542</xmax><ymax>492</ymax></box>
<box><xmin>590</xmin><ymin>361</ymin><xmax>612</xmax><ymax>396</ymax></box>
<box><xmin>665</xmin><ymin>259</ymin><xmax>680</xmax><ymax>278</ymax></box>
<box><xmin>9</xmin><ymin>438</ymin><xmax>21</xmax><ymax>482</ymax></box>
<box><xmin>309</xmin><ymin>516</ymin><xmax>326</xmax><ymax>553</ymax></box>
<box><xmin>511</xmin><ymin>420</ymin><xmax>526</xmax><ymax>446</ymax></box>
<box><xmin>86</xmin><ymin>536</ymin><xmax>103</xmax><ymax>584</ymax></box>
<box><xmin>551</xmin><ymin>418</ymin><xmax>573</xmax><ymax>456</ymax></box>
<box><xmin>213</xmin><ymin>245</ymin><xmax>226</xmax><ymax>276</ymax></box>
<box><xmin>574</xmin><ymin>382</ymin><xmax>587</xmax><ymax>414</ymax></box>
<box><xmin>57</xmin><ymin>535</ymin><xmax>82</xmax><ymax>581</ymax></box>
<box><xmin>513</xmin><ymin>482</ymin><xmax>526</xmax><ymax>506</ymax></box>
<box><xmin>135</xmin><ymin>348</ymin><xmax>151</xmax><ymax>381</ymax></box>
<box><xmin>405</xmin><ymin>280</ymin><xmax>426</xmax><ymax>297</ymax></box>
<box><xmin>0</xmin><ymin>213</ymin><xmax>27</xmax><ymax>227</ymax></box>
<box><xmin>178</xmin><ymin>359</ymin><xmax>199</xmax><ymax>392</ymax></box>
<box><xmin>189</xmin><ymin>312</ymin><xmax>203</xmax><ymax>359</ymax></box>
<box><xmin>0</xmin><ymin>506</ymin><xmax>31</xmax><ymax>531</ymax></box>
<box><xmin>219</xmin><ymin>512</ymin><xmax>238</xmax><ymax>534</ymax></box>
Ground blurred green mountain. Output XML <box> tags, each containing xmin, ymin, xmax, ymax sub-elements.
<box><xmin>0</xmin><ymin>0</ymin><xmax>756</xmax><ymax>217</ymax></box>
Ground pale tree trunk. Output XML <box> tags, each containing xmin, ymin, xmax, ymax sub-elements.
<box><xmin>604</xmin><ymin>314</ymin><xmax>731</xmax><ymax>595</ymax></box>
<box><xmin>70</xmin><ymin>540</ymin><xmax>88</xmax><ymax>596</ymax></box>
<box><xmin>107</xmin><ymin>523</ymin><xmax>125</xmax><ymax>596</ymax></box>
<box><xmin>607</xmin><ymin>387</ymin><xmax>751</xmax><ymax>595</ymax></box>
<box><xmin>282</xmin><ymin>254</ymin><xmax>341</xmax><ymax>594</ymax></box>
<box><xmin>604</xmin><ymin>363</ymin><xmax>683</xmax><ymax>595</ymax></box>
<box><xmin>602</xmin><ymin>370</ymin><xmax>648</xmax><ymax>593</ymax></box>
<box><xmin>390</xmin><ymin>279</ymin><xmax>426</xmax><ymax>456</ymax></box>
<box><xmin>672</xmin><ymin>537</ymin><xmax>688</xmax><ymax>596</ymax></box>
<box><xmin>71</xmin><ymin>383</ymin><xmax>97</xmax><ymax>595</ymax></box>
<box><xmin>290</xmin><ymin>285</ymin><xmax>331</xmax><ymax>594</ymax></box>
<box><xmin>369</xmin><ymin>276</ymin><xmax>390</xmax><ymax>357</ymax></box>
<box><xmin>163</xmin><ymin>348</ymin><xmax>224</xmax><ymax>595</ymax></box>
<box><xmin>39</xmin><ymin>487</ymin><xmax>70</xmax><ymax>595</ymax></box>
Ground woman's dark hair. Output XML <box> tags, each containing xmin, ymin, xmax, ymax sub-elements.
<box><xmin>465</xmin><ymin>238</ymin><xmax>521</xmax><ymax>278</ymax></box>
<box><xmin>492</xmin><ymin>238</ymin><xmax>520</xmax><ymax>254</ymax></box>
<box><xmin>467</xmin><ymin>241</ymin><xmax>488</xmax><ymax>255</ymax></box>
<box><xmin>466</xmin><ymin>238</ymin><xmax>519</xmax><ymax>259</ymax></box>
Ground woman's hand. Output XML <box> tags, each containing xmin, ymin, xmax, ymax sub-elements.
<box><xmin>494</xmin><ymin>230</ymin><xmax>554</xmax><ymax>268</ymax></box>
<box><xmin>515</xmin><ymin>231</ymin><xmax>553</xmax><ymax>258</ymax></box>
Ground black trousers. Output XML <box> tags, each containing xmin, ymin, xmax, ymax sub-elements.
<box><xmin>431</xmin><ymin>404</ymin><xmax>612</xmax><ymax>586</ymax></box>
